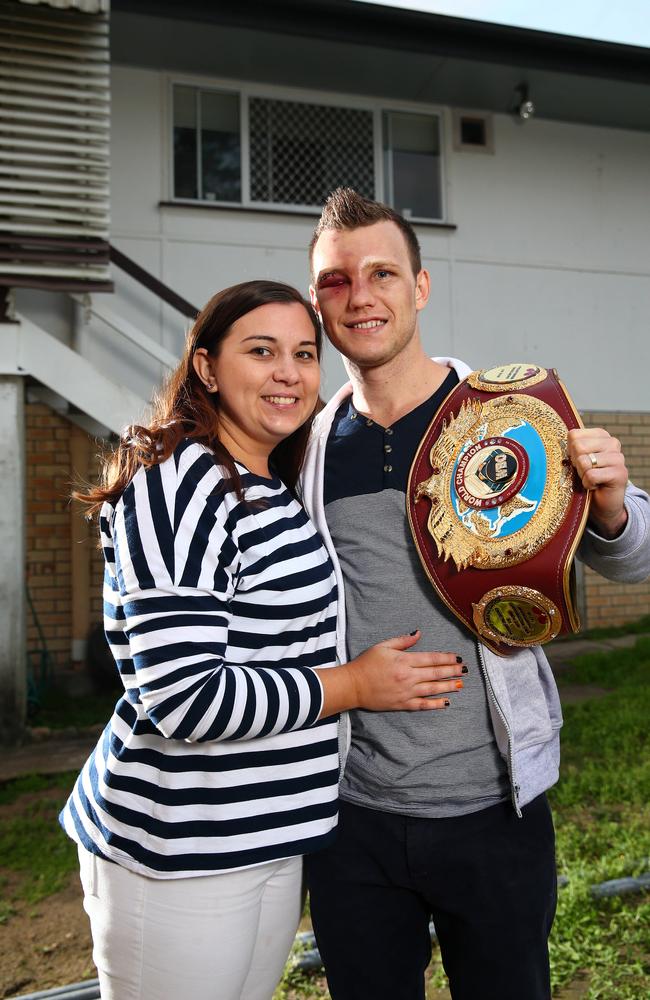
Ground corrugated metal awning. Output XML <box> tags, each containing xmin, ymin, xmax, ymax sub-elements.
<box><xmin>0</xmin><ymin>0</ymin><xmax>111</xmax><ymax>289</ymax></box>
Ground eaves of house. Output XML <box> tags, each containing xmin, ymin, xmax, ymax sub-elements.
<box><xmin>111</xmin><ymin>0</ymin><xmax>650</xmax><ymax>132</ymax></box>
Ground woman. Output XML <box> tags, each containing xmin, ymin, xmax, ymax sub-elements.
<box><xmin>60</xmin><ymin>280</ymin><xmax>461</xmax><ymax>1000</ymax></box>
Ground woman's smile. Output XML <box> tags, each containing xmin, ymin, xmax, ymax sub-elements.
<box><xmin>202</xmin><ymin>301</ymin><xmax>321</xmax><ymax>473</ymax></box>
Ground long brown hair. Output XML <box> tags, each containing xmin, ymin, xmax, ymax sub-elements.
<box><xmin>78</xmin><ymin>280</ymin><xmax>322</xmax><ymax>516</ymax></box>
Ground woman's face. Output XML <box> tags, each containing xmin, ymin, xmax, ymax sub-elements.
<box><xmin>196</xmin><ymin>301</ymin><xmax>320</xmax><ymax>457</ymax></box>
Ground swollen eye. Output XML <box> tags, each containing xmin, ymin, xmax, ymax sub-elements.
<box><xmin>318</xmin><ymin>274</ymin><xmax>345</xmax><ymax>288</ymax></box>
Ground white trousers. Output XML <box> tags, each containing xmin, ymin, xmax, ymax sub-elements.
<box><xmin>78</xmin><ymin>845</ymin><xmax>303</xmax><ymax>1000</ymax></box>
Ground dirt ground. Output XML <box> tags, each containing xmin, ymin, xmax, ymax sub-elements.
<box><xmin>0</xmin><ymin>781</ymin><xmax>95</xmax><ymax>999</ymax></box>
<box><xmin>1</xmin><ymin>871</ymin><xmax>93</xmax><ymax>999</ymax></box>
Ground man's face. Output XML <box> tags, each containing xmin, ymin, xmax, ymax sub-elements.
<box><xmin>310</xmin><ymin>220</ymin><xmax>430</xmax><ymax>371</ymax></box>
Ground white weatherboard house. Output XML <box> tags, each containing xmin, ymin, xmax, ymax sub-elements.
<box><xmin>1</xmin><ymin>0</ymin><xmax>649</xmax><ymax>738</ymax></box>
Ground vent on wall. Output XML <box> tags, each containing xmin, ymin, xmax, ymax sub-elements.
<box><xmin>0</xmin><ymin>0</ymin><xmax>112</xmax><ymax>291</ymax></box>
<box><xmin>452</xmin><ymin>110</ymin><xmax>494</xmax><ymax>154</ymax></box>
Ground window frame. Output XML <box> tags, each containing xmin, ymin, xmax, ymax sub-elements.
<box><xmin>167</xmin><ymin>75</ymin><xmax>447</xmax><ymax>223</ymax></box>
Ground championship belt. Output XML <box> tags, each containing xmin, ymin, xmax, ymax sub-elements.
<box><xmin>407</xmin><ymin>363</ymin><xmax>591</xmax><ymax>656</ymax></box>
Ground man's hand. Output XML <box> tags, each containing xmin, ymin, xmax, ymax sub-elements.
<box><xmin>567</xmin><ymin>427</ymin><xmax>629</xmax><ymax>538</ymax></box>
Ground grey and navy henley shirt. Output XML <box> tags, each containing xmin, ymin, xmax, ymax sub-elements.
<box><xmin>324</xmin><ymin>371</ymin><xmax>510</xmax><ymax>817</ymax></box>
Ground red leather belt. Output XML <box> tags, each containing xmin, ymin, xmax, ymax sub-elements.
<box><xmin>407</xmin><ymin>363</ymin><xmax>591</xmax><ymax>656</ymax></box>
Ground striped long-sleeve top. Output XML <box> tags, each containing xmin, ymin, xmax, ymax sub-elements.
<box><xmin>60</xmin><ymin>440</ymin><xmax>339</xmax><ymax>877</ymax></box>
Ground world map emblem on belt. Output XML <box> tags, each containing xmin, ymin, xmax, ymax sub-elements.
<box><xmin>407</xmin><ymin>364</ymin><xmax>591</xmax><ymax>656</ymax></box>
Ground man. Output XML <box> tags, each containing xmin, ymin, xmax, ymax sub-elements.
<box><xmin>300</xmin><ymin>188</ymin><xmax>650</xmax><ymax>1000</ymax></box>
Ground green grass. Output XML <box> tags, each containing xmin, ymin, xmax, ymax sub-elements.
<box><xmin>0</xmin><ymin>771</ymin><xmax>78</xmax><ymax>906</ymax></box>
<box><xmin>28</xmin><ymin>686</ymin><xmax>119</xmax><ymax>730</ymax></box>
<box><xmin>547</xmin><ymin>636</ymin><xmax>650</xmax><ymax>997</ymax></box>
<box><xmin>561</xmin><ymin>612</ymin><xmax>650</xmax><ymax>642</ymax></box>
<box><xmin>550</xmin><ymin>811</ymin><xmax>649</xmax><ymax>998</ymax></box>
<box><xmin>553</xmin><ymin>638</ymin><xmax>650</xmax><ymax>808</ymax></box>
<box><xmin>277</xmin><ymin>637</ymin><xmax>650</xmax><ymax>999</ymax></box>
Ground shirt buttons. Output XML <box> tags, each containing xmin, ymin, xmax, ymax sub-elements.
<box><xmin>366</xmin><ymin>418</ymin><xmax>374</xmax><ymax>427</ymax></box>
<box><xmin>384</xmin><ymin>464</ymin><xmax>393</xmax><ymax>473</ymax></box>
<box><xmin>385</xmin><ymin>427</ymin><xmax>393</xmax><ymax>435</ymax></box>
<box><xmin>384</xmin><ymin>444</ymin><xmax>392</xmax><ymax>453</ymax></box>
<box><xmin>350</xmin><ymin>412</ymin><xmax>357</xmax><ymax>420</ymax></box>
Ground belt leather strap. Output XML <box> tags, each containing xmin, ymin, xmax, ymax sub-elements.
<box><xmin>407</xmin><ymin>363</ymin><xmax>591</xmax><ymax>656</ymax></box>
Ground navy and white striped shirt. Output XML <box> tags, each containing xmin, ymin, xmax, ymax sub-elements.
<box><xmin>60</xmin><ymin>441</ymin><xmax>339</xmax><ymax>877</ymax></box>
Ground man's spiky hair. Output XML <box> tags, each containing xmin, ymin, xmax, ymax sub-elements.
<box><xmin>309</xmin><ymin>187</ymin><xmax>422</xmax><ymax>278</ymax></box>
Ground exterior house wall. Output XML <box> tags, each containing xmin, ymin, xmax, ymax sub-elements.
<box><xmin>109</xmin><ymin>63</ymin><xmax>650</xmax><ymax>410</ymax></box>
<box><xmin>25</xmin><ymin>403</ymin><xmax>103</xmax><ymax>678</ymax></box>
<box><xmin>25</xmin><ymin>403</ymin><xmax>75</xmax><ymax>673</ymax></box>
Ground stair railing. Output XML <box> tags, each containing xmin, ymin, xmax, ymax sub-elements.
<box><xmin>109</xmin><ymin>244</ymin><xmax>199</xmax><ymax>320</ymax></box>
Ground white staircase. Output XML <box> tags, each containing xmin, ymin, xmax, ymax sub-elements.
<box><xmin>14</xmin><ymin>312</ymin><xmax>146</xmax><ymax>434</ymax></box>
<box><xmin>1</xmin><ymin>292</ymin><xmax>179</xmax><ymax>436</ymax></box>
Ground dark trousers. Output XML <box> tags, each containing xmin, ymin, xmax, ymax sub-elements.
<box><xmin>305</xmin><ymin>795</ymin><xmax>557</xmax><ymax>1000</ymax></box>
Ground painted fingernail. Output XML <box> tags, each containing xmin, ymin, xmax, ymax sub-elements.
<box><xmin>444</xmin><ymin>699</ymin><xmax>450</xmax><ymax>707</ymax></box>
<box><xmin>456</xmin><ymin>656</ymin><xmax>463</xmax><ymax>663</ymax></box>
<box><xmin>461</xmin><ymin>664</ymin><xmax>469</xmax><ymax>674</ymax></box>
<box><xmin>455</xmin><ymin>681</ymin><xmax>464</xmax><ymax>690</ymax></box>
<box><xmin>409</xmin><ymin>629</ymin><xmax>418</xmax><ymax>636</ymax></box>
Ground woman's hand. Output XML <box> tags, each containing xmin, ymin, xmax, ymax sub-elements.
<box><xmin>316</xmin><ymin>630</ymin><xmax>465</xmax><ymax>718</ymax></box>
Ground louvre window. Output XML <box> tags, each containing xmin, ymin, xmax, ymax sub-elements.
<box><xmin>0</xmin><ymin>0</ymin><xmax>111</xmax><ymax>289</ymax></box>
<box><xmin>172</xmin><ymin>85</ymin><xmax>444</xmax><ymax>222</ymax></box>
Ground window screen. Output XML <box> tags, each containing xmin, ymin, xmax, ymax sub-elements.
<box><xmin>249</xmin><ymin>97</ymin><xmax>375</xmax><ymax>207</ymax></box>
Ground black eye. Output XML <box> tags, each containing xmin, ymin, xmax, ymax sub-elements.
<box><xmin>318</xmin><ymin>273</ymin><xmax>345</xmax><ymax>288</ymax></box>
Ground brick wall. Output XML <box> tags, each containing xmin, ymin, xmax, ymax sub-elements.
<box><xmin>25</xmin><ymin>403</ymin><xmax>105</xmax><ymax>675</ymax></box>
<box><xmin>90</xmin><ymin>526</ymin><xmax>104</xmax><ymax>625</ymax></box>
<box><xmin>580</xmin><ymin>410</ymin><xmax>650</xmax><ymax>629</ymax></box>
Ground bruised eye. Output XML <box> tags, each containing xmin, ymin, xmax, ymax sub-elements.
<box><xmin>317</xmin><ymin>273</ymin><xmax>346</xmax><ymax>288</ymax></box>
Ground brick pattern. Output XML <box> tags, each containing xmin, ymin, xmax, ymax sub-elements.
<box><xmin>90</xmin><ymin>498</ymin><xmax>105</xmax><ymax>624</ymax></box>
<box><xmin>25</xmin><ymin>403</ymin><xmax>105</xmax><ymax>673</ymax></box>
<box><xmin>580</xmin><ymin>410</ymin><xmax>650</xmax><ymax>629</ymax></box>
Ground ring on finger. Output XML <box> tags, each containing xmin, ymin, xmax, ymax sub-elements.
<box><xmin>588</xmin><ymin>452</ymin><xmax>598</xmax><ymax>469</ymax></box>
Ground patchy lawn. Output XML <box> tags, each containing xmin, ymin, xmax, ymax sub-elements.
<box><xmin>0</xmin><ymin>773</ymin><xmax>94</xmax><ymax>998</ymax></box>
<box><xmin>1</xmin><ymin>639</ymin><xmax>648</xmax><ymax>999</ymax></box>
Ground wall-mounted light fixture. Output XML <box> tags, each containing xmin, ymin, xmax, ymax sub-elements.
<box><xmin>513</xmin><ymin>83</ymin><xmax>535</xmax><ymax>121</ymax></box>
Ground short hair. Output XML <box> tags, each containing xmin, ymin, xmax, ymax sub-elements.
<box><xmin>309</xmin><ymin>187</ymin><xmax>422</xmax><ymax>278</ymax></box>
